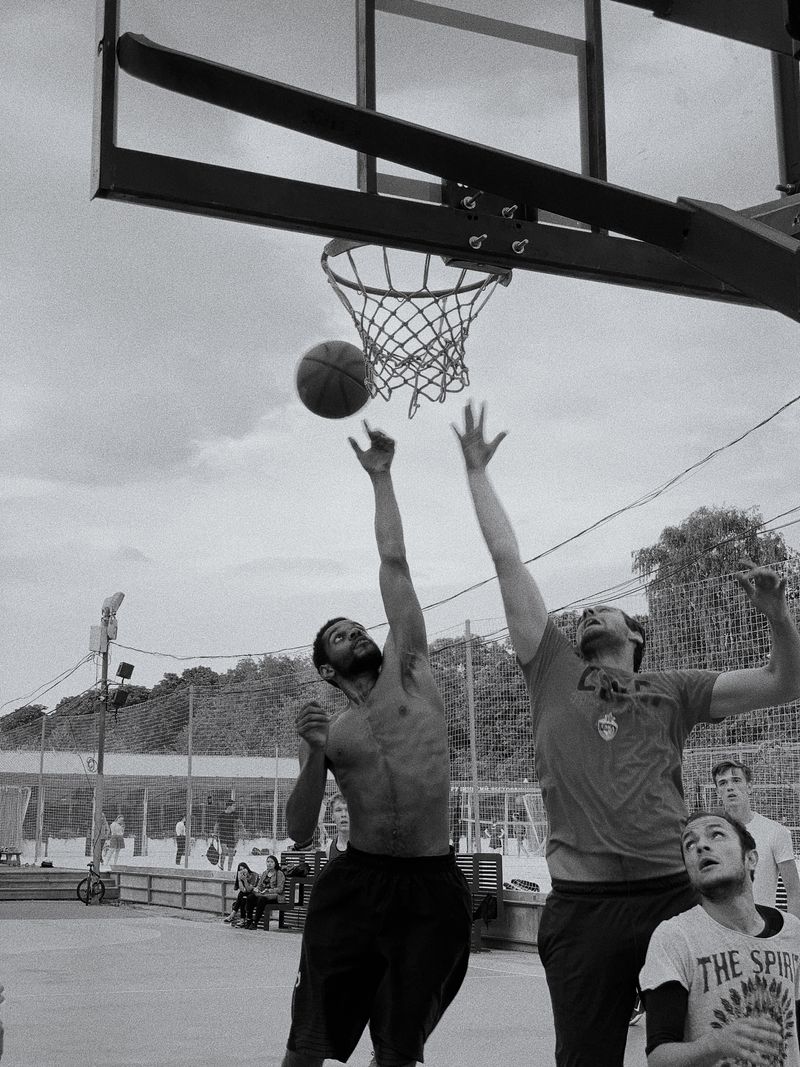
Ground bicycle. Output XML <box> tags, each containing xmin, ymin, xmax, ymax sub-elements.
<box><xmin>76</xmin><ymin>860</ymin><xmax>106</xmax><ymax>905</ymax></box>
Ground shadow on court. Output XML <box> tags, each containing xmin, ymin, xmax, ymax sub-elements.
<box><xmin>0</xmin><ymin>901</ymin><xmax>647</xmax><ymax>1066</ymax></box>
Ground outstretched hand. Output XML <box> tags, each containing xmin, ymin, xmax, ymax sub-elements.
<box><xmin>735</xmin><ymin>558</ymin><xmax>788</xmax><ymax>619</ymax></box>
<box><xmin>453</xmin><ymin>400</ymin><xmax>507</xmax><ymax>472</ymax></box>
<box><xmin>349</xmin><ymin>421</ymin><xmax>395</xmax><ymax>474</ymax></box>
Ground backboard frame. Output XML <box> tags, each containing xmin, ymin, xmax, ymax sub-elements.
<box><xmin>93</xmin><ymin>0</ymin><xmax>800</xmax><ymax>321</ymax></box>
<box><xmin>355</xmin><ymin>0</ymin><xmax>607</xmax><ymax>221</ymax></box>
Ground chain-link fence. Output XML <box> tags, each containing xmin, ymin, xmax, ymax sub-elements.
<box><xmin>2</xmin><ymin>565</ymin><xmax>799</xmax><ymax>892</ymax></box>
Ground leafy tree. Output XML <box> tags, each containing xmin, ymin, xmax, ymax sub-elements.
<box><xmin>633</xmin><ymin>506</ymin><xmax>792</xmax><ymax>586</ymax></box>
<box><xmin>0</xmin><ymin>704</ymin><xmax>47</xmax><ymax>748</ymax></box>
<box><xmin>633</xmin><ymin>505</ymin><xmax>800</xmax><ymax>748</ymax></box>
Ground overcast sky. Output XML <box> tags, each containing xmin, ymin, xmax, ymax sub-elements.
<box><xmin>3</xmin><ymin>0</ymin><xmax>799</xmax><ymax>715</ymax></box>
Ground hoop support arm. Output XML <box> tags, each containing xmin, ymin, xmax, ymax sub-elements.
<box><xmin>679</xmin><ymin>198</ymin><xmax>800</xmax><ymax>321</ymax></box>
<box><xmin>94</xmin><ymin>146</ymin><xmax>756</xmax><ymax>306</ymax></box>
<box><xmin>116</xmin><ymin>32</ymin><xmax>690</xmax><ymax>250</ymax></box>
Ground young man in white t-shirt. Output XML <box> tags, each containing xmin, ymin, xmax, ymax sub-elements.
<box><xmin>713</xmin><ymin>758</ymin><xmax>800</xmax><ymax>918</ymax></box>
<box><xmin>640</xmin><ymin>811</ymin><xmax>800</xmax><ymax>1066</ymax></box>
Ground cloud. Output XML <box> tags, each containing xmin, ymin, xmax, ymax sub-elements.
<box><xmin>111</xmin><ymin>546</ymin><xmax>153</xmax><ymax>563</ymax></box>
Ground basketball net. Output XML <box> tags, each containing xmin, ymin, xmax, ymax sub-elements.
<box><xmin>321</xmin><ymin>241</ymin><xmax>511</xmax><ymax>417</ymax></box>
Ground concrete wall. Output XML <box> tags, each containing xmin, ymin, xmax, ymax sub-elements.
<box><xmin>117</xmin><ymin>864</ymin><xmax>235</xmax><ymax>916</ymax></box>
<box><xmin>482</xmin><ymin>890</ymin><xmax>546</xmax><ymax>952</ymax></box>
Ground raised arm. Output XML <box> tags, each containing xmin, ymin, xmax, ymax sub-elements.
<box><xmin>709</xmin><ymin>561</ymin><xmax>800</xmax><ymax>719</ymax></box>
<box><xmin>349</xmin><ymin>422</ymin><xmax>427</xmax><ymax>654</ymax></box>
<box><xmin>779</xmin><ymin>858</ymin><xmax>800</xmax><ymax>919</ymax></box>
<box><xmin>454</xmin><ymin>402</ymin><xmax>548</xmax><ymax>665</ymax></box>
<box><xmin>284</xmin><ymin>701</ymin><xmax>330</xmax><ymax>846</ymax></box>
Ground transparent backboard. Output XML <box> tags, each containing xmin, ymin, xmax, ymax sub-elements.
<box><xmin>94</xmin><ymin>0</ymin><xmax>800</xmax><ymax>318</ymax></box>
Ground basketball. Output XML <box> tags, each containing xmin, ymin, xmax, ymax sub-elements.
<box><xmin>296</xmin><ymin>340</ymin><xmax>370</xmax><ymax>419</ymax></box>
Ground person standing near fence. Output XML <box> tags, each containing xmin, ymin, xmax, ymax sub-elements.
<box><xmin>454</xmin><ymin>399</ymin><xmax>800</xmax><ymax>1067</ymax></box>
<box><xmin>107</xmin><ymin>815</ymin><xmax>125</xmax><ymax>867</ymax></box>
<box><xmin>713</xmin><ymin>757</ymin><xmax>800</xmax><ymax>917</ymax></box>
<box><xmin>280</xmin><ymin>423</ymin><xmax>472</xmax><ymax>1067</ymax></box>
<box><xmin>214</xmin><ymin>800</ymin><xmax>242</xmax><ymax>872</ymax></box>
<box><xmin>175</xmin><ymin>814</ymin><xmax>187</xmax><ymax>866</ymax></box>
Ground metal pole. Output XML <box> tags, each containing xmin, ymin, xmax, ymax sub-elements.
<box><xmin>464</xmin><ymin>620</ymin><xmax>482</xmax><ymax>853</ymax></box>
<box><xmin>141</xmin><ymin>786</ymin><xmax>149</xmax><ymax>856</ymax></box>
<box><xmin>90</xmin><ymin>592</ymin><xmax>123</xmax><ymax>870</ymax></box>
<box><xmin>92</xmin><ymin>639</ymin><xmax>109</xmax><ymax>869</ymax></box>
<box><xmin>271</xmin><ymin>744</ymin><xmax>279</xmax><ymax>853</ymax></box>
<box><xmin>185</xmin><ymin>685</ymin><xmax>193</xmax><ymax>869</ymax></box>
<box><xmin>34</xmin><ymin>716</ymin><xmax>46</xmax><ymax>863</ymax></box>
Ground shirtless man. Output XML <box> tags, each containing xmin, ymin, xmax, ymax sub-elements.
<box><xmin>281</xmin><ymin>423</ymin><xmax>472</xmax><ymax>1067</ymax></box>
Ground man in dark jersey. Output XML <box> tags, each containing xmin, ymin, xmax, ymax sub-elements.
<box><xmin>281</xmin><ymin>422</ymin><xmax>472</xmax><ymax>1067</ymax></box>
<box><xmin>213</xmin><ymin>800</ymin><xmax>241</xmax><ymax>872</ymax></box>
<box><xmin>454</xmin><ymin>400</ymin><xmax>800</xmax><ymax>1067</ymax></box>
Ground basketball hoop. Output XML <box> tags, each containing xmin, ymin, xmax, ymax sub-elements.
<box><xmin>321</xmin><ymin>241</ymin><xmax>511</xmax><ymax>418</ymax></box>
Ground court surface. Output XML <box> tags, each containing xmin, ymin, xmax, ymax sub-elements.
<box><xmin>0</xmin><ymin>901</ymin><xmax>648</xmax><ymax>1066</ymax></box>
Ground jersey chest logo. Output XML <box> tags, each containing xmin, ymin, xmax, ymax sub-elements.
<box><xmin>596</xmin><ymin>710</ymin><xmax>618</xmax><ymax>741</ymax></box>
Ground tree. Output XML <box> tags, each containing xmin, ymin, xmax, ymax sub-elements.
<box><xmin>633</xmin><ymin>505</ymin><xmax>792</xmax><ymax>586</ymax></box>
<box><xmin>0</xmin><ymin>704</ymin><xmax>47</xmax><ymax>748</ymax></box>
<box><xmin>633</xmin><ymin>504</ymin><xmax>800</xmax><ymax>746</ymax></box>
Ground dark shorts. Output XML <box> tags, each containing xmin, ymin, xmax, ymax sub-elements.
<box><xmin>287</xmin><ymin>845</ymin><xmax>472</xmax><ymax>1066</ymax></box>
<box><xmin>537</xmin><ymin>872</ymin><xmax>698</xmax><ymax>1067</ymax></box>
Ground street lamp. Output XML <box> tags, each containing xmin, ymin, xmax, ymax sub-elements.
<box><xmin>90</xmin><ymin>592</ymin><xmax>125</xmax><ymax>870</ymax></box>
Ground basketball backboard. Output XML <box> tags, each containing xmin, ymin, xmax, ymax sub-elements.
<box><xmin>93</xmin><ymin>0</ymin><xmax>800</xmax><ymax>321</ymax></box>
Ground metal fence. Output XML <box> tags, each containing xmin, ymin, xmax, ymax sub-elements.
<box><xmin>2</xmin><ymin>566</ymin><xmax>799</xmax><ymax>892</ymax></box>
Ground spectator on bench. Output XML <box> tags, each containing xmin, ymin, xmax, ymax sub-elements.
<box><xmin>224</xmin><ymin>862</ymin><xmax>256</xmax><ymax>926</ymax></box>
<box><xmin>245</xmin><ymin>855</ymin><xmax>286</xmax><ymax>929</ymax></box>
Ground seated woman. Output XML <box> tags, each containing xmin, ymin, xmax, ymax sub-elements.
<box><xmin>224</xmin><ymin>861</ymin><xmax>256</xmax><ymax>926</ymax></box>
<box><xmin>244</xmin><ymin>855</ymin><xmax>286</xmax><ymax>930</ymax></box>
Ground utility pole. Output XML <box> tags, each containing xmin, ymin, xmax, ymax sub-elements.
<box><xmin>90</xmin><ymin>592</ymin><xmax>124</xmax><ymax>870</ymax></box>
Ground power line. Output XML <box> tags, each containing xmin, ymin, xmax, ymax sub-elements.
<box><xmin>13</xmin><ymin>394</ymin><xmax>800</xmax><ymax>699</ymax></box>
<box><xmin>0</xmin><ymin>654</ymin><xmax>95</xmax><ymax>712</ymax></box>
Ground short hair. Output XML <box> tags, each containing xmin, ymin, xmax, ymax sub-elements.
<box><xmin>711</xmin><ymin>759</ymin><xmax>752</xmax><ymax>785</ymax></box>
<box><xmin>312</xmin><ymin>617</ymin><xmax>348</xmax><ymax>672</ymax></box>
<box><xmin>328</xmin><ymin>792</ymin><xmax>347</xmax><ymax>814</ymax></box>
<box><xmin>620</xmin><ymin>611</ymin><xmax>646</xmax><ymax>672</ymax></box>
<box><xmin>682</xmin><ymin>811</ymin><xmax>757</xmax><ymax>876</ymax></box>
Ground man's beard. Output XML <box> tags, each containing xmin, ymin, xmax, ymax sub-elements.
<box><xmin>698</xmin><ymin>867</ymin><xmax>749</xmax><ymax>903</ymax></box>
<box><xmin>345</xmin><ymin>642</ymin><xmax>383</xmax><ymax>676</ymax></box>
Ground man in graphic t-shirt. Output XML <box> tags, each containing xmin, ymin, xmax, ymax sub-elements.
<box><xmin>713</xmin><ymin>757</ymin><xmax>800</xmax><ymax>917</ymax></box>
<box><xmin>641</xmin><ymin>811</ymin><xmax>800</xmax><ymax>1066</ymax></box>
<box><xmin>454</xmin><ymin>400</ymin><xmax>800</xmax><ymax>1067</ymax></box>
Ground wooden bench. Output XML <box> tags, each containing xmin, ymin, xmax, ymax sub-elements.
<box><xmin>455</xmin><ymin>852</ymin><xmax>504</xmax><ymax>951</ymax></box>
<box><xmin>275</xmin><ymin>849</ymin><xmax>321</xmax><ymax>931</ymax></box>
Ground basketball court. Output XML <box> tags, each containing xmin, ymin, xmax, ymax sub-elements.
<box><xmin>3</xmin><ymin>2</ymin><xmax>800</xmax><ymax>1065</ymax></box>
<box><xmin>0</xmin><ymin>901</ymin><xmax>647</xmax><ymax>1066</ymax></box>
